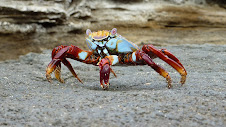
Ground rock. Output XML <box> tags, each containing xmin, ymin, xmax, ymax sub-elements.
<box><xmin>0</xmin><ymin>0</ymin><xmax>226</xmax><ymax>61</ymax></box>
<box><xmin>0</xmin><ymin>0</ymin><xmax>226</xmax><ymax>32</ymax></box>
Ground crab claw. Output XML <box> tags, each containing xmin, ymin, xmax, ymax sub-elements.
<box><xmin>46</xmin><ymin>46</ymin><xmax>84</xmax><ymax>84</ymax></box>
<box><xmin>54</xmin><ymin>63</ymin><xmax>64</xmax><ymax>83</ymax></box>
<box><xmin>100</xmin><ymin>64</ymin><xmax>111</xmax><ymax>90</ymax></box>
<box><xmin>99</xmin><ymin>58</ymin><xmax>111</xmax><ymax>90</ymax></box>
<box><xmin>46</xmin><ymin>59</ymin><xmax>61</xmax><ymax>83</ymax></box>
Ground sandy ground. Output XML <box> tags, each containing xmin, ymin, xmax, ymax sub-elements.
<box><xmin>0</xmin><ymin>44</ymin><xmax>225</xmax><ymax>126</ymax></box>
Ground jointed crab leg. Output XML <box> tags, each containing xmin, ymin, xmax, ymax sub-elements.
<box><xmin>104</xmin><ymin>48</ymin><xmax>185</xmax><ymax>88</ymax></box>
<box><xmin>160</xmin><ymin>48</ymin><xmax>186</xmax><ymax>73</ymax></box>
<box><xmin>46</xmin><ymin>28</ymin><xmax>188</xmax><ymax>90</ymax></box>
<box><xmin>142</xmin><ymin>44</ymin><xmax>187</xmax><ymax>85</ymax></box>
<box><xmin>46</xmin><ymin>45</ymin><xmax>100</xmax><ymax>83</ymax></box>
<box><xmin>98</xmin><ymin>52</ymin><xmax>172</xmax><ymax>89</ymax></box>
<box><xmin>88</xmin><ymin>45</ymin><xmax>186</xmax><ymax>89</ymax></box>
<box><xmin>62</xmin><ymin>58</ymin><xmax>83</xmax><ymax>84</ymax></box>
<box><xmin>139</xmin><ymin>52</ymin><xmax>172</xmax><ymax>88</ymax></box>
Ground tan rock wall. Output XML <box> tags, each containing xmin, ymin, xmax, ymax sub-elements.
<box><xmin>0</xmin><ymin>0</ymin><xmax>225</xmax><ymax>60</ymax></box>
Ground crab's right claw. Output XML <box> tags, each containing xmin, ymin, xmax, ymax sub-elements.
<box><xmin>99</xmin><ymin>58</ymin><xmax>111</xmax><ymax>90</ymax></box>
<box><xmin>100</xmin><ymin>64</ymin><xmax>110</xmax><ymax>90</ymax></box>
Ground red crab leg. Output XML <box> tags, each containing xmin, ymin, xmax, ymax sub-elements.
<box><xmin>161</xmin><ymin>48</ymin><xmax>186</xmax><ymax>73</ymax></box>
<box><xmin>134</xmin><ymin>51</ymin><xmax>172</xmax><ymax>88</ymax></box>
<box><xmin>46</xmin><ymin>45</ymin><xmax>100</xmax><ymax>83</ymax></box>
<box><xmin>142</xmin><ymin>44</ymin><xmax>187</xmax><ymax>85</ymax></box>
<box><xmin>62</xmin><ymin>58</ymin><xmax>83</xmax><ymax>84</ymax></box>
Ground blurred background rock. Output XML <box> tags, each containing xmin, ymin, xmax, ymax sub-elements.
<box><xmin>0</xmin><ymin>0</ymin><xmax>226</xmax><ymax>61</ymax></box>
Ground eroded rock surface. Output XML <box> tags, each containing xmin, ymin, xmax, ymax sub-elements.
<box><xmin>0</xmin><ymin>0</ymin><xmax>226</xmax><ymax>61</ymax></box>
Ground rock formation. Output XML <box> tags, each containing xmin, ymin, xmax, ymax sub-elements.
<box><xmin>0</xmin><ymin>0</ymin><xmax>226</xmax><ymax>60</ymax></box>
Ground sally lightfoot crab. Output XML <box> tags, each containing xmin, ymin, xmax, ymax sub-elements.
<box><xmin>46</xmin><ymin>28</ymin><xmax>187</xmax><ymax>90</ymax></box>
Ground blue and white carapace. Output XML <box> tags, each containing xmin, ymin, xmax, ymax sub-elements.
<box><xmin>85</xmin><ymin>28</ymin><xmax>139</xmax><ymax>57</ymax></box>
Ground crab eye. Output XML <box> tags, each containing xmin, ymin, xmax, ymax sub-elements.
<box><xmin>86</xmin><ymin>29</ymin><xmax>92</xmax><ymax>36</ymax></box>
<box><xmin>111</xmin><ymin>28</ymin><xmax>117</xmax><ymax>35</ymax></box>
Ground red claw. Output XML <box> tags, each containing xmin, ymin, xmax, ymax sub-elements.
<box><xmin>46</xmin><ymin>59</ymin><xmax>61</xmax><ymax>82</ymax></box>
<box><xmin>99</xmin><ymin>58</ymin><xmax>111</xmax><ymax>90</ymax></box>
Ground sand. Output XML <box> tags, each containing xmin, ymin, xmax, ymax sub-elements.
<box><xmin>0</xmin><ymin>44</ymin><xmax>225</xmax><ymax>126</ymax></box>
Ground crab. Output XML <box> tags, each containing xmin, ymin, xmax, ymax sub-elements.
<box><xmin>46</xmin><ymin>28</ymin><xmax>187</xmax><ymax>90</ymax></box>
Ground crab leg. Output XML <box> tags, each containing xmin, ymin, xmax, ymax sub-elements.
<box><xmin>113</xmin><ymin>50</ymin><xmax>173</xmax><ymax>88</ymax></box>
<box><xmin>119</xmin><ymin>50</ymin><xmax>172</xmax><ymax>88</ymax></box>
<box><xmin>46</xmin><ymin>45</ymin><xmax>100</xmax><ymax>83</ymax></box>
<box><xmin>142</xmin><ymin>44</ymin><xmax>187</xmax><ymax>85</ymax></box>
<box><xmin>140</xmin><ymin>52</ymin><xmax>172</xmax><ymax>88</ymax></box>
<box><xmin>62</xmin><ymin>58</ymin><xmax>83</xmax><ymax>84</ymax></box>
<box><xmin>160</xmin><ymin>48</ymin><xmax>186</xmax><ymax>73</ymax></box>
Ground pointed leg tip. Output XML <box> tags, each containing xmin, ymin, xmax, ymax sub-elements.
<box><xmin>79</xmin><ymin>80</ymin><xmax>84</xmax><ymax>85</ymax></box>
<box><xmin>103</xmin><ymin>87</ymin><xmax>109</xmax><ymax>90</ymax></box>
<box><xmin>167</xmin><ymin>83</ymin><xmax>172</xmax><ymax>89</ymax></box>
<box><xmin>76</xmin><ymin>77</ymin><xmax>83</xmax><ymax>84</ymax></box>
<box><xmin>166</xmin><ymin>76</ymin><xmax>172</xmax><ymax>89</ymax></box>
<box><xmin>100</xmin><ymin>84</ymin><xmax>106</xmax><ymax>90</ymax></box>
<box><xmin>47</xmin><ymin>79</ymin><xmax>52</xmax><ymax>83</ymax></box>
<box><xmin>103</xmin><ymin>83</ymin><xmax>109</xmax><ymax>90</ymax></box>
<box><xmin>46</xmin><ymin>71</ymin><xmax>52</xmax><ymax>83</ymax></box>
<box><xmin>180</xmin><ymin>74</ymin><xmax>186</xmax><ymax>85</ymax></box>
<box><xmin>59</xmin><ymin>79</ymin><xmax>65</xmax><ymax>83</ymax></box>
<box><xmin>55</xmin><ymin>74</ymin><xmax>65</xmax><ymax>83</ymax></box>
<box><xmin>46</xmin><ymin>76</ymin><xmax>53</xmax><ymax>83</ymax></box>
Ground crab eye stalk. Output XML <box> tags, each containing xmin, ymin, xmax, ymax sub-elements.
<box><xmin>110</xmin><ymin>28</ymin><xmax>117</xmax><ymax>36</ymax></box>
<box><xmin>86</xmin><ymin>29</ymin><xmax>92</xmax><ymax>36</ymax></box>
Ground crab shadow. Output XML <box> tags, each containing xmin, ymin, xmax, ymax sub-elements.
<box><xmin>50</xmin><ymin>76</ymin><xmax>186</xmax><ymax>92</ymax></box>
<box><xmin>79</xmin><ymin>82</ymin><xmax>171</xmax><ymax>92</ymax></box>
